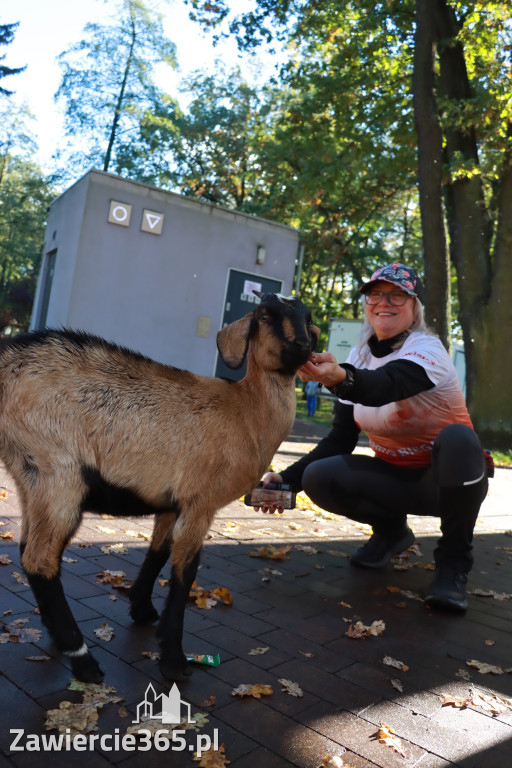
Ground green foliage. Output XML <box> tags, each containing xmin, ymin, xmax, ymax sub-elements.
<box><xmin>0</xmin><ymin>22</ymin><xmax>25</xmax><ymax>96</ymax></box>
<box><xmin>54</xmin><ymin>0</ymin><xmax>177</xmax><ymax>183</ymax></box>
<box><xmin>0</xmin><ymin>103</ymin><xmax>54</xmax><ymax>331</ymax></box>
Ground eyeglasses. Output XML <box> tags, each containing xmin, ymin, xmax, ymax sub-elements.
<box><xmin>364</xmin><ymin>289</ymin><xmax>410</xmax><ymax>307</ymax></box>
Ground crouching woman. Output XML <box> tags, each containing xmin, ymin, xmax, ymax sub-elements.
<box><xmin>264</xmin><ymin>263</ymin><xmax>492</xmax><ymax>612</ymax></box>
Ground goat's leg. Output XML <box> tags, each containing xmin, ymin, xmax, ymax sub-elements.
<box><xmin>20</xmin><ymin>508</ymin><xmax>103</xmax><ymax>683</ymax></box>
<box><xmin>157</xmin><ymin>548</ymin><xmax>201</xmax><ymax>681</ymax></box>
<box><xmin>129</xmin><ymin>511</ymin><xmax>176</xmax><ymax>624</ymax></box>
<box><xmin>156</xmin><ymin>510</ymin><xmax>213</xmax><ymax>681</ymax></box>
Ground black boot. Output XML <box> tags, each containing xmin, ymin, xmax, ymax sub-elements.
<box><xmin>350</xmin><ymin>527</ymin><xmax>415</xmax><ymax>569</ymax></box>
<box><xmin>425</xmin><ymin>563</ymin><xmax>468</xmax><ymax>612</ymax></box>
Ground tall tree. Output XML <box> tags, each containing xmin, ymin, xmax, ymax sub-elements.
<box><xmin>55</xmin><ymin>0</ymin><xmax>177</xmax><ymax>181</ymax></box>
<box><xmin>0</xmin><ymin>22</ymin><xmax>25</xmax><ymax>96</ymax></box>
<box><xmin>0</xmin><ymin>101</ymin><xmax>54</xmax><ymax>331</ymax></box>
<box><xmin>188</xmin><ymin>0</ymin><xmax>512</xmax><ymax>447</ymax></box>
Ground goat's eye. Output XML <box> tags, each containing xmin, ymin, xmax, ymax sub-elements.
<box><xmin>259</xmin><ymin>311</ymin><xmax>271</xmax><ymax>321</ymax></box>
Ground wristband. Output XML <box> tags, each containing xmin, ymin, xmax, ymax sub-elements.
<box><xmin>329</xmin><ymin>364</ymin><xmax>356</xmax><ymax>397</ymax></box>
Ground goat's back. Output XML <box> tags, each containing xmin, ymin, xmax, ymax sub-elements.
<box><xmin>0</xmin><ymin>329</ymin><xmax>294</xmax><ymax>511</ymax></box>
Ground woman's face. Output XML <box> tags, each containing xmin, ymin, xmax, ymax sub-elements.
<box><xmin>365</xmin><ymin>280</ymin><xmax>416</xmax><ymax>340</ymax></box>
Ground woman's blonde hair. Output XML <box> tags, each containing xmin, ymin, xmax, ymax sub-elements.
<box><xmin>354</xmin><ymin>297</ymin><xmax>434</xmax><ymax>365</ymax></box>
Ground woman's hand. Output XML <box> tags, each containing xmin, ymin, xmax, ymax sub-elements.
<box><xmin>298</xmin><ymin>351</ymin><xmax>346</xmax><ymax>388</ymax></box>
<box><xmin>257</xmin><ymin>472</ymin><xmax>284</xmax><ymax>514</ymax></box>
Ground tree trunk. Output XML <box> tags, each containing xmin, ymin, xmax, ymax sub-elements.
<box><xmin>103</xmin><ymin>10</ymin><xmax>137</xmax><ymax>172</ymax></box>
<box><xmin>433</xmin><ymin>0</ymin><xmax>511</xmax><ymax>448</ymax></box>
<box><xmin>413</xmin><ymin>0</ymin><xmax>451</xmax><ymax>350</ymax></box>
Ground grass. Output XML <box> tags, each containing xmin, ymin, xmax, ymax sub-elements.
<box><xmin>295</xmin><ymin>389</ymin><xmax>336</xmax><ymax>428</ymax></box>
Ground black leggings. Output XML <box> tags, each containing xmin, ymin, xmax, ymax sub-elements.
<box><xmin>302</xmin><ymin>423</ymin><xmax>488</xmax><ymax>571</ymax></box>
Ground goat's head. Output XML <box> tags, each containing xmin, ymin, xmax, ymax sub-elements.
<box><xmin>217</xmin><ymin>293</ymin><xmax>320</xmax><ymax>375</ymax></box>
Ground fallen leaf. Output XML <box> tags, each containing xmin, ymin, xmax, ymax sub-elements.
<box><xmin>94</xmin><ymin>623</ymin><xmax>115</xmax><ymax>642</ymax></box>
<box><xmin>390</xmin><ymin>678</ymin><xmax>404</xmax><ymax>692</ymax></box>
<box><xmin>260</xmin><ymin>567</ymin><xmax>282</xmax><ymax>576</ymax></box>
<box><xmin>231</xmin><ymin>683</ymin><xmax>273</xmax><ymax>699</ymax></box>
<box><xmin>45</xmin><ymin>700</ymin><xmax>99</xmax><ymax>734</ymax></box>
<box><xmin>193</xmin><ymin>743</ymin><xmax>230</xmax><ymax>767</ymax></box>
<box><xmin>97</xmin><ymin>525</ymin><xmax>116</xmax><ymax>534</ymax></box>
<box><xmin>0</xmin><ymin>617</ymin><xmax>42</xmax><ymax>644</ymax></box>
<box><xmin>210</xmin><ymin>587</ymin><xmax>233</xmax><ymax>605</ymax></box>
<box><xmin>11</xmin><ymin>571</ymin><xmax>29</xmax><ymax>585</ymax></box>
<box><xmin>299</xmin><ymin>650</ymin><xmax>315</xmax><ymax>658</ymax></box>
<box><xmin>466</xmin><ymin>659</ymin><xmax>503</xmax><ymax>675</ymax></box>
<box><xmin>25</xmin><ymin>655</ymin><xmax>52</xmax><ymax>662</ymax></box>
<box><xmin>346</xmin><ymin>620</ymin><xmax>385</xmax><ymax>639</ymax></box>
<box><xmin>62</xmin><ymin>556</ymin><xmax>78</xmax><ymax>563</ymax></box>
<box><xmin>199</xmin><ymin>695</ymin><xmax>216</xmax><ymax>708</ymax></box>
<box><xmin>321</xmin><ymin>757</ymin><xmax>345</xmax><ymax>768</ymax></box>
<box><xmin>338</xmin><ymin>601</ymin><xmax>352</xmax><ymax>608</ymax></box>
<box><xmin>158</xmin><ymin>578</ymin><xmax>169</xmax><ymax>587</ymax></box>
<box><xmin>383</xmin><ymin>655</ymin><xmax>409</xmax><ymax>672</ymax></box>
<box><xmin>0</xmin><ymin>531</ymin><xmax>14</xmax><ymax>540</ymax></box>
<box><xmin>100</xmin><ymin>543</ymin><xmax>127</xmax><ymax>555</ymax></box>
<box><xmin>0</xmin><ymin>554</ymin><xmax>11</xmax><ymax>565</ymax></box>
<box><xmin>96</xmin><ymin>570</ymin><xmax>133</xmax><ymax>590</ymax></box>
<box><xmin>439</xmin><ymin>694</ymin><xmax>471</xmax><ymax>709</ymax></box>
<box><xmin>188</xmin><ymin>582</ymin><xmax>233</xmax><ymax>609</ymax></box>
<box><xmin>471</xmin><ymin>689</ymin><xmax>512</xmax><ymax>715</ymax></box>
<box><xmin>373</xmin><ymin>722</ymin><xmax>406</xmax><ymax>757</ymax></box>
<box><xmin>141</xmin><ymin>650</ymin><xmax>160</xmax><ymax>661</ymax></box>
<box><xmin>248</xmin><ymin>545</ymin><xmax>291</xmax><ymax>560</ymax></box>
<box><xmin>484</xmin><ymin>639</ymin><xmax>496</xmax><ymax>646</ymax></box>
<box><xmin>294</xmin><ymin>544</ymin><xmax>320</xmax><ymax>554</ymax></box>
<box><xmin>279</xmin><ymin>678</ymin><xmax>303</xmax><ymax>697</ymax></box>
<box><xmin>248</xmin><ymin>646</ymin><xmax>269</xmax><ymax>656</ymax></box>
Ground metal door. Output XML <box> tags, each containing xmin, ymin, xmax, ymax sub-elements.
<box><xmin>215</xmin><ymin>269</ymin><xmax>283</xmax><ymax>380</ymax></box>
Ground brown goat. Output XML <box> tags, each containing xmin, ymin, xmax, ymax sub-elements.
<box><xmin>0</xmin><ymin>293</ymin><xmax>318</xmax><ymax>682</ymax></box>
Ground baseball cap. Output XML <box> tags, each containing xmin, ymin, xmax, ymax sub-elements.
<box><xmin>360</xmin><ymin>263</ymin><xmax>425</xmax><ymax>303</ymax></box>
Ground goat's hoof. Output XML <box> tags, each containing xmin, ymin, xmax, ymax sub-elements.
<box><xmin>71</xmin><ymin>653</ymin><xmax>105</xmax><ymax>683</ymax></box>
<box><xmin>158</xmin><ymin>658</ymin><xmax>192</xmax><ymax>682</ymax></box>
<box><xmin>130</xmin><ymin>601</ymin><xmax>159</xmax><ymax>625</ymax></box>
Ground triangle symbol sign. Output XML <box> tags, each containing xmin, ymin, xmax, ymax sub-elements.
<box><xmin>146</xmin><ymin>213</ymin><xmax>161</xmax><ymax>229</ymax></box>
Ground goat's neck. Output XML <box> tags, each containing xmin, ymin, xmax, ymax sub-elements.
<box><xmin>237</xmin><ymin>357</ymin><xmax>296</xmax><ymax>432</ymax></box>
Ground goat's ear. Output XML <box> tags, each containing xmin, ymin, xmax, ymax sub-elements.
<box><xmin>217</xmin><ymin>314</ymin><xmax>253</xmax><ymax>369</ymax></box>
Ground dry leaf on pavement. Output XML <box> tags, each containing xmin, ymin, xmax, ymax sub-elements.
<box><xmin>100</xmin><ymin>543</ymin><xmax>127</xmax><ymax>555</ymax></box>
<box><xmin>383</xmin><ymin>655</ymin><xmax>409</xmax><ymax>672</ymax></box>
<box><xmin>231</xmin><ymin>683</ymin><xmax>273</xmax><ymax>699</ymax></box>
<box><xmin>279</xmin><ymin>678</ymin><xmax>303</xmax><ymax>697</ymax></box>
<box><xmin>248</xmin><ymin>646</ymin><xmax>270</xmax><ymax>656</ymax></box>
<box><xmin>248</xmin><ymin>545</ymin><xmax>292</xmax><ymax>560</ymax></box>
<box><xmin>193</xmin><ymin>743</ymin><xmax>230</xmax><ymax>767</ymax></box>
<box><xmin>45</xmin><ymin>700</ymin><xmax>99</xmax><ymax>734</ymax></box>
<box><xmin>188</xmin><ymin>582</ymin><xmax>233</xmax><ymax>609</ymax></box>
<box><xmin>200</xmin><ymin>695</ymin><xmax>217</xmax><ymax>708</ymax></box>
<box><xmin>94</xmin><ymin>623</ymin><xmax>115</xmax><ymax>642</ymax></box>
<box><xmin>466</xmin><ymin>659</ymin><xmax>503</xmax><ymax>675</ymax></box>
<box><xmin>0</xmin><ymin>617</ymin><xmax>42</xmax><ymax>644</ymax></box>
<box><xmin>0</xmin><ymin>531</ymin><xmax>14</xmax><ymax>540</ymax></box>
<box><xmin>96</xmin><ymin>570</ymin><xmax>133</xmax><ymax>590</ymax></box>
<box><xmin>373</xmin><ymin>722</ymin><xmax>406</xmax><ymax>757</ymax></box>
<box><xmin>346</xmin><ymin>620</ymin><xmax>385</xmax><ymax>639</ymax></box>
<box><xmin>0</xmin><ymin>554</ymin><xmax>11</xmax><ymax>565</ymax></box>
<box><xmin>321</xmin><ymin>756</ymin><xmax>345</xmax><ymax>767</ymax></box>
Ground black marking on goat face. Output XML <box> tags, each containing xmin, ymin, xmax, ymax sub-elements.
<box><xmin>254</xmin><ymin>293</ymin><xmax>318</xmax><ymax>374</ymax></box>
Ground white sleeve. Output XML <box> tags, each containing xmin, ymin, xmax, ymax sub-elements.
<box><xmin>397</xmin><ymin>333</ymin><xmax>453</xmax><ymax>387</ymax></box>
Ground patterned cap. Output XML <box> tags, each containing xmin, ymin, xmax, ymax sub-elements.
<box><xmin>360</xmin><ymin>263</ymin><xmax>425</xmax><ymax>303</ymax></box>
